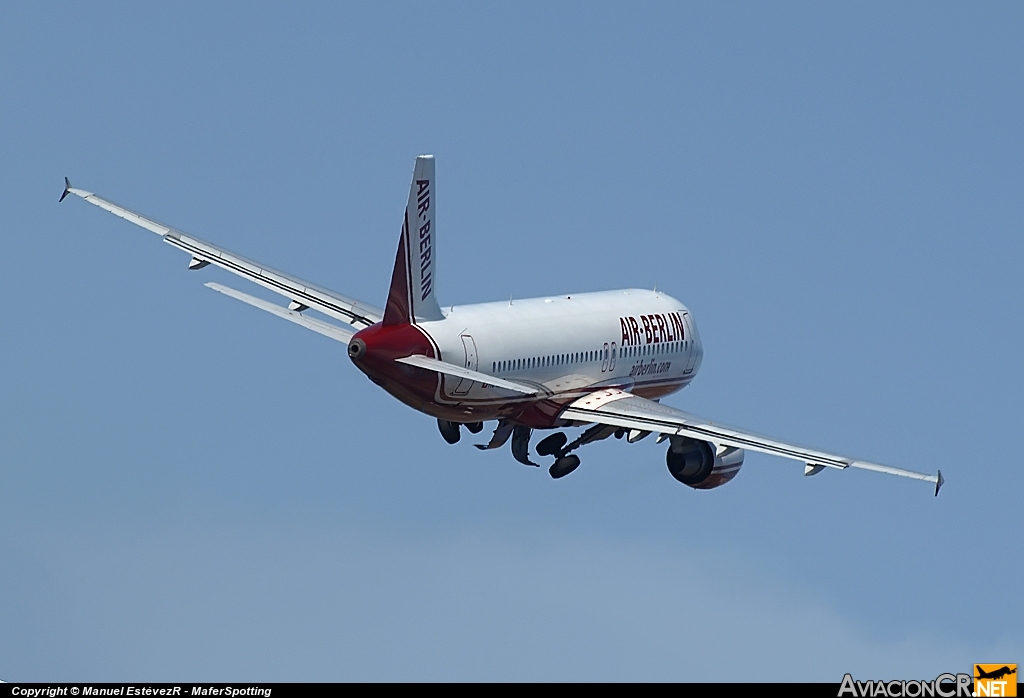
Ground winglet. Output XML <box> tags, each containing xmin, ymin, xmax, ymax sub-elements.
<box><xmin>59</xmin><ymin>177</ymin><xmax>72</xmax><ymax>203</ymax></box>
<box><xmin>934</xmin><ymin>469</ymin><xmax>944</xmax><ymax>497</ymax></box>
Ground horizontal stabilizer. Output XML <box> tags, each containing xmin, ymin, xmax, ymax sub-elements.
<box><xmin>206</xmin><ymin>283</ymin><xmax>355</xmax><ymax>343</ymax></box>
<box><xmin>395</xmin><ymin>354</ymin><xmax>537</xmax><ymax>394</ymax></box>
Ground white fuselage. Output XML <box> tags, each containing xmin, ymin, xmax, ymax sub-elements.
<box><xmin>380</xmin><ymin>288</ymin><xmax>702</xmax><ymax>426</ymax></box>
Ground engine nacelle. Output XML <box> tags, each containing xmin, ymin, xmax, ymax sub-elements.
<box><xmin>666</xmin><ymin>436</ymin><xmax>744</xmax><ymax>489</ymax></box>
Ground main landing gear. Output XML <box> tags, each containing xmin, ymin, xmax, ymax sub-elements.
<box><xmin>537</xmin><ymin>423</ymin><xmax>618</xmax><ymax>479</ymax></box>
<box><xmin>443</xmin><ymin>418</ymin><xmax>624</xmax><ymax>481</ymax></box>
<box><xmin>549</xmin><ymin>454</ymin><xmax>581</xmax><ymax>479</ymax></box>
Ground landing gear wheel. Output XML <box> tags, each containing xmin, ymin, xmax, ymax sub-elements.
<box><xmin>536</xmin><ymin>432</ymin><xmax>568</xmax><ymax>457</ymax></box>
<box><xmin>549</xmin><ymin>454</ymin><xmax>581</xmax><ymax>479</ymax></box>
<box><xmin>465</xmin><ymin>422</ymin><xmax>484</xmax><ymax>434</ymax></box>
<box><xmin>437</xmin><ymin>419</ymin><xmax>461</xmax><ymax>445</ymax></box>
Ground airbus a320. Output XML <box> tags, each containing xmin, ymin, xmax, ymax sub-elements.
<box><xmin>61</xmin><ymin>156</ymin><xmax>943</xmax><ymax>495</ymax></box>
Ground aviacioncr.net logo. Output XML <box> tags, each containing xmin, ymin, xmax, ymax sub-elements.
<box><xmin>839</xmin><ymin>673</ymin><xmax>973</xmax><ymax>697</ymax></box>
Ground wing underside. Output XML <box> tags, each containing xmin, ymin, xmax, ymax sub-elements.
<box><xmin>561</xmin><ymin>389</ymin><xmax>943</xmax><ymax>494</ymax></box>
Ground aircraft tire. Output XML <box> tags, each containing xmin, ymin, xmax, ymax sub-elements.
<box><xmin>437</xmin><ymin>418</ymin><xmax>461</xmax><ymax>445</ymax></box>
<box><xmin>549</xmin><ymin>455</ymin><xmax>581</xmax><ymax>479</ymax></box>
<box><xmin>536</xmin><ymin>432</ymin><xmax>568</xmax><ymax>457</ymax></box>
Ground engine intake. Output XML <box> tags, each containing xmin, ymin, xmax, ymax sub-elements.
<box><xmin>666</xmin><ymin>436</ymin><xmax>744</xmax><ymax>489</ymax></box>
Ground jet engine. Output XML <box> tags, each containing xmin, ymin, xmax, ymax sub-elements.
<box><xmin>666</xmin><ymin>436</ymin><xmax>744</xmax><ymax>489</ymax></box>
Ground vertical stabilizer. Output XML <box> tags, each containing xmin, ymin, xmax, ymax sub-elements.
<box><xmin>383</xmin><ymin>155</ymin><xmax>444</xmax><ymax>325</ymax></box>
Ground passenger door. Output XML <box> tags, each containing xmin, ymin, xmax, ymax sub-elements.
<box><xmin>452</xmin><ymin>334</ymin><xmax>478</xmax><ymax>396</ymax></box>
<box><xmin>682</xmin><ymin>313</ymin><xmax>697</xmax><ymax>374</ymax></box>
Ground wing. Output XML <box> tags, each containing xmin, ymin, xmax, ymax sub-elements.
<box><xmin>561</xmin><ymin>389</ymin><xmax>944</xmax><ymax>494</ymax></box>
<box><xmin>60</xmin><ymin>178</ymin><xmax>383</xmax><ymax>329</ymax></box>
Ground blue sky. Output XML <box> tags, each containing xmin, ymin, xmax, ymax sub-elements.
<box><xmin>1</xmin><ymin>2</ymin><xmax>1021</xmax><ymax>681</ymax></box>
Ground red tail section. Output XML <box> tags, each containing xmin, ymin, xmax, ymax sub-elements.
<box><xmin>383</xmin><ymin>214</ymin><xmax>413</xmax><ymax>325</ymax></box>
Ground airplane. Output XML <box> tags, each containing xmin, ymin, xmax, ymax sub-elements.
<box><xmin>976</xmin><ymin>666</ymin><xmax>1016</xmax><ymax>681</ymax></box>
<box><xmin>60</xmin><ymin>155</ymin><xmax>943</xmax><ymax>495</ymax></box>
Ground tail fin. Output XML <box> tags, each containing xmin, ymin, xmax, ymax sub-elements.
<box><xmin>383</xmin><ymin>155</ymin><xmax>444</xmax><ymax>325</ymax></box>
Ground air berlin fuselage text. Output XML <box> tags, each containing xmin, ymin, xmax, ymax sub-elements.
<box><xmin>620</xmin><ymin>312</ymin><xmax>685</xmax><ymax>346</ymax></box>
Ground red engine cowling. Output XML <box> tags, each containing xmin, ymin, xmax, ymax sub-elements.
<box><xmin>666</xmin><ymin>436</ymin><xmax>744</xmax><ymax>489</ymax></box>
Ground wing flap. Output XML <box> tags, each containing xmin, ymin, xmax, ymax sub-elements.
<box><xmin>562</xmin><ymin>390</ymin><xmax>943</xmax><ymax>492</ymax></box>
